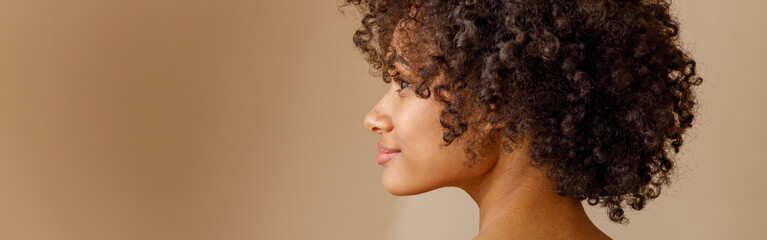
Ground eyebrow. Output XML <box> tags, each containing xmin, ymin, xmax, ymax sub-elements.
<box><xmin>393</xmin><ymin>53</ymin><xmax>412</xmax><ymax>66</ymax></box>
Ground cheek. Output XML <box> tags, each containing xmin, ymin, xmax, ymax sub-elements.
<box><xmin>393</xmin><ymin>99</ymin><xmax>467</xmax><ymax>175</ymax></box>
<box><xmin>383</xmin><ymin>97</ymin><xmax>498</xmax><ymax>195</ymax></box>
<box><xmin>394</xmin><ymin>100</ymin><xmax>444</xmax><ymax>157</ymax></box>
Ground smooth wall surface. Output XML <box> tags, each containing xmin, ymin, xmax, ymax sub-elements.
<box><xmin>0</xmin><ymin>0</ymin><xmax>764</xmax><ymax>239</ymax></box>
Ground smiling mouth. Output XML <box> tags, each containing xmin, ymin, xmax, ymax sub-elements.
<box><xmin>377</xmin><ymin>152</ymin><xmax>399</xmax><ymax>165</ymax></box>
<box><xmin>377</xmin><ymin>143</ymin><xmax>401</xmax><ymax>165</ymax></box>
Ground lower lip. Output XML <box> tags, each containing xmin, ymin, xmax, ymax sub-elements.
<box><xmin>377</xmin><ymin>152</ymin><xmax>400</xmax><ymax>165</ymax></box>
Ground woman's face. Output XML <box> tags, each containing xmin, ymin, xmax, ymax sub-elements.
<box><xmin>363</xmin><ymin>21</ymin><xmax>500</xmax><ymax>196</ymax></box>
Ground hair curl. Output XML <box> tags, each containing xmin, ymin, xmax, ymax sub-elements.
<box><xmin>343</xmin><ymin>0</ymin><xmax>702</xmax><ymax>224</ymax></box>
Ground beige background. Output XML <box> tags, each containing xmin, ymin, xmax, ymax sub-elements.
<box><xmin>0</xmin><ymin>0</ymin><xmax>764</xmax><ymax>239</ymax></box>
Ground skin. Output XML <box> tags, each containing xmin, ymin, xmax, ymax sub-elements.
<box><xmin>363</xmin><ymin>14</ymin><xmax>612</xmax><ymax>240</ymax></box>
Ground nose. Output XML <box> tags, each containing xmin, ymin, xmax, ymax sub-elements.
<box><xmin>364</xmin><ymin>100</ymin><xmax>393</xmax><ymax>135</ymax></box>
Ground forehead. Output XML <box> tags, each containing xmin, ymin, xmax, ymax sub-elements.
<box><xmin>386</xmin><ymin>5</ymin><xmax>437</xmax><ymax>63</ymax></box>
<box><xmin>388</xmin><ymin>19</ymin><xmax>437</xmax><ymax>69</ymax></box>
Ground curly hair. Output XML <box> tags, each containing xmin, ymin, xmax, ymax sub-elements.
<box><xmin>343</xmin><ymin>0</ymin><xmax>702</xmax><ymax>224</ymax></box>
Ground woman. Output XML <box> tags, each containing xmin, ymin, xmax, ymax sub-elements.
<box><xmin>347</xmin><ymin>0</ymin><xmax>702</xmax><ymax>239</ymax></box>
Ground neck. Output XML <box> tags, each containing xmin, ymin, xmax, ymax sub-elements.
<box><xmin>452</xmin><ymin>144</ymin><xmax>608</xmax><ymax>239</ymax></box>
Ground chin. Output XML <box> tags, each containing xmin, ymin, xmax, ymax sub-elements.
<box><xmin>382</xmin><ymin>175</ymin><xmax>435</xmax><ymax>196</ymax></box>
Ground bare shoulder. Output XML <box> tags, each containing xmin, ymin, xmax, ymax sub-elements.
<box><xmin>472</xmin><ymin>225</ymin><xmax>612</xmax><ymax>240</ymax></box>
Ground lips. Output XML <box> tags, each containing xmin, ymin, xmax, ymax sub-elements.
<box><xmin>377</xmin><ymin>143</ymin><xmax>401</xmax><ymax>165</ymax></box>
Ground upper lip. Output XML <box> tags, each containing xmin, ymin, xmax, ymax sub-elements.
<box><xmin>377</xmin><ymin>143</ymin><xmax>401</xmax><ymax>153</ymax></box>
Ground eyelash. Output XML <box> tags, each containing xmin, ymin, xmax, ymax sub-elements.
<box><xmin>395</xmin><ymin>76</ymin><xmax>411</xmax><ymax>91</ymax></box>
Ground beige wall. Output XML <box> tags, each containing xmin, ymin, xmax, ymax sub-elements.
<box><xmin>0</xmin><ymin>0</ymin><xmax>763</xmax><ymax>239</ymax></box>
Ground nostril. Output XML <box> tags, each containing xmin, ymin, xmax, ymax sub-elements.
<box><xmin>364</xmin><ymin>108</ymin><xmax>390</xmax><ymax>134</ymax></box>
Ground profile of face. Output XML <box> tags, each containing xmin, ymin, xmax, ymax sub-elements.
<box><xmin>363</xmin><ymin>19</ymin><xmax>501</xmax><ymax>196</ymax></box>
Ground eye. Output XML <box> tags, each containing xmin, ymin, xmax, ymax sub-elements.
<box><xmin>399</xmin><ymin>81</ymin><xmax>410</xmax><ymax>89</ymax></box>
<box><xmin>396</xmin><ymin>77</ymin><xmax>411</xmax><ymax>90</ymax></box>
